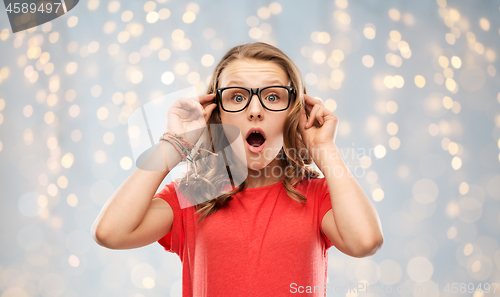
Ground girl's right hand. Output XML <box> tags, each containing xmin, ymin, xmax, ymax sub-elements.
<box><xmin>166</xmin><ymin>93</ymin><xmax>218</xmax><ymax>144</ymax></box>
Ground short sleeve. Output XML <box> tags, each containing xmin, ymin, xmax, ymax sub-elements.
<box><xmin>317</xmin><ymin>178</ymin><xmax>334</xmax><ymax>250</ymax></box>
<box><xmin>153</xmin><ymin>180</ymin><xmax>183</xmax><ymax>255</ymax></box>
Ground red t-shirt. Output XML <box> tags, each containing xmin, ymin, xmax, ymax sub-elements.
<box><xmin>154</xmin><ymin>177</ymin><xmax>334</xmax><ymax>296</ymax></box>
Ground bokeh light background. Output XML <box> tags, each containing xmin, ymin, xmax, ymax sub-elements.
<box><xmin>1</xmin><ymin>0</ymin><xmax>500</xmax><ymax>296</ymax></box>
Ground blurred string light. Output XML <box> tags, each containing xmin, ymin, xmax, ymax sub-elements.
<box><xmin>0</xmin><ymin>0</ymin><xmax>499</xmax><ymax>296</ymax></box>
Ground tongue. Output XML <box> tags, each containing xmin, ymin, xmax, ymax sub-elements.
<box><xmin>247</xmin><ymin>133</ymin><xmax>265</xmax><ymax>147</ymax></box>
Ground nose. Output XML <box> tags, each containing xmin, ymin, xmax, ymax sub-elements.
<box><xmin>247</xmin><ymin>93</ymin><xmax>263</xmax><ymax>120</ymax></box>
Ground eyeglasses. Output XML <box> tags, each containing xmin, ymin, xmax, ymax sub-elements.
<box><xmin>216</xmin><ymin>85</ymin><xmax>295</xmax><ymax>112</ymax></box>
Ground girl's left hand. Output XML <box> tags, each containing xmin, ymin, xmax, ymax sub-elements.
<box><xmin>298</xmin><ymin>94</ymin><xmax>339</xmax><ymax>150</ymax></box>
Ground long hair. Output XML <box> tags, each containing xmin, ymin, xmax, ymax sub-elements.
<box><xmin>176</xmin><ymin>42</ymin><xmax>322</xmax><ymax>223</ymax></box>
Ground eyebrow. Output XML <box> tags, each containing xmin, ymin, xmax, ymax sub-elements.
<box><xmin>226</xmin><ymin>79</ymin><xmax>287</xmax><ymax>86</ymax></box>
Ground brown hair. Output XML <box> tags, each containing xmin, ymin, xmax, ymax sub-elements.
<box><xmin>176</xmin><ymin>42</ymin><xmax>321</xmax><ymax>223</ymax></box>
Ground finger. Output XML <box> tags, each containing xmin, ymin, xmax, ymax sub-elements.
<box><xmin>204</xmin><ymin>103</ymin><xmax>216</xmax><ymax>116</ymax></box>
<box><xmin>198</xmin><ymin>93</ymin><xmax>217</xmax><ymax>105</ymax></box>
<box><xmin>306</xmin><ymin>105</ymin><xmax>317</xmax><ymax>128</ymax></box>
<box><xmin>204</xmin><ymin>103</ymin><xmax>217</xmax><ymax>121</ymax></box>
<box><xmin>304</xmin><ymin>101</ymin><xmax>318</xmax><ymax>123</ymax></box>
<box><xmin>303</xmin><ymin>94</ymin><xmax>315</xmax><ymax>107</ymax></box>
<box><xmin>181</xmin><ymin>98</ymin><xmax>204</xmax><ymax>118</ymax></box>
<box><xmin>303</xmin><ymin>94</ymin><xmax>313</xmax><ymax>107</ymax></box>
<box><xmin>303</xmin><ymin>95</ymin><xmax>320</xmax><ymax>115</ymax></box>
<box><xmin>188</xmin><ymin>98</ymin><xmax>205</xmax><ymax>117</ymax></box>
<box><xmin>305</xmin><ymin>104</ymin><xmax>313</xmax><ymax>116</ymax></box>
<box><xmin>315</xmin><ymin>107</ymin><xmax>325</xmax><ymax>126</ymax></box>
<box><xmin>201</xmin><ymin>95</ymin><xmax>217</xmax><ymax>110</ymax></box>
<box><xmin>306</xmin><ymin>105</ymin><xmax>322</xmax><ymax>128</ymax></box>
<box><xmin>304</xmin><ymin>94</ymin><xmax>323</xmax><ymax>104</ymax></box>
<box><xmin>177</xmin><ymin>98</ymin><xmax>192</xmax><ymax>113</ymax></box>
<box><xmin>310</xmin><ymin>103</ymin><xmax>326</xmax><ymax>126</ymax></box>
<box><xmin>302</xmin><ymin>101</ymin><xmax>312</xmax><ymax>117</ymax></box>
<box><xmin>304</xmin><ymin>96</ymin><xmax>324</xmax><ymax>117</ymax></box>
<box><xmin>195</xmin><ymin>101</ymin><xmax>205</xmax><ymax>117</ymax></box>
<box><xmin>179</xmin><ymin>97</ymin><xmax>196</xmax><ymax>108</ymax></box>
<box><xmin>202</xmin><ymin>100</ymin><xmax>216</xmax><ymax>110</ymax></box>
<box><xmin>298</xmin><ymin>106</ymin><xmax>307</xmax><ymax>133</ymax></box>
<box><xmin>208</xmin><ymin>102</ymin><xmax>217</xmax><ymax>112</ymax></box>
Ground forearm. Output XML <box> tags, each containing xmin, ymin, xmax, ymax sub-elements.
<box><xmin>92</xmin><ymin>142</ymin><xmax>181</xmax><ymax>242</ymax></box>
<box><xmin>312</xmin><ymin>144</ymin><xmax>383</xmax><ymax>252</ymax></box>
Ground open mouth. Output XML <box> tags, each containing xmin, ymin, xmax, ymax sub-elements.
<box><xmin>246</xmin><ymin>131</ymin><xmax>266</xmax><ymax>147</ymax></box>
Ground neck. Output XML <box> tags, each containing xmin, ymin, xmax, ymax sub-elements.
<box><xmin>245</xmin><ymin>157</ymin><xmax>284</xmax><ymax>188</ymax></box>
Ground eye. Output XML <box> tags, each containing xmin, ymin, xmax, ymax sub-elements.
<box><xmin>233</xmin><ymin>94</ymin><xmax>245</xmax><ymax>103</ymax></box>
<box><xmin>265</xmin><ymin>93</ymin><xmax>280</xmax><ymax>102</ymax></box>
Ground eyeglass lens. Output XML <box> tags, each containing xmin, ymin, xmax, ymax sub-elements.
<box><xmin>221</xmin><ymin>87</ymin><xmax>289</xmax><ymax>111</ymax></box>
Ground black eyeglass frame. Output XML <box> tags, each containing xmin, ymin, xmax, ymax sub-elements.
<box><xmin>216</xmin><ymin>85</ymin><xmax>296</xmax><ymax>112</ymax></box>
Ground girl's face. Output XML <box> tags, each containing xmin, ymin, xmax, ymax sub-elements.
<box><xmin>218</xmin><ymin>59</ymin><xmax>291</xmax><ymax>171</ymax></box>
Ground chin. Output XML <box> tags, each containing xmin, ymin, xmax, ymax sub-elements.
<box><xmin>246</xmin><ymin>160</ymin><xmax>271</xmax><ymax>171</ymax></box>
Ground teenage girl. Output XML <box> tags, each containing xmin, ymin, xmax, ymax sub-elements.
<box><xmin>92</xmin><ymin>42</ymin><xmax>383</xmax><ymax>297</ymax></box>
